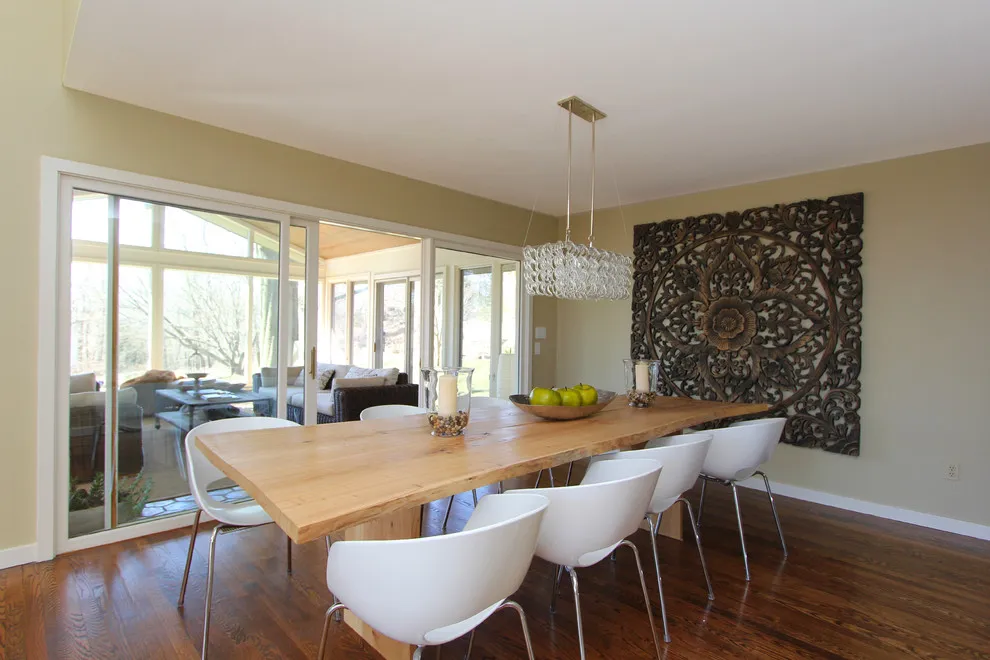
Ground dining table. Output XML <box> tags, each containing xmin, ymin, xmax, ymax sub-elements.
<box><xmin>197</xmin><ymin>394</ymin><xmax>768</xmax><ymax>659</ymax></box>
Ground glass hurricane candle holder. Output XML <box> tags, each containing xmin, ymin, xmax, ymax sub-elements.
<box><xmin>623</xmin><ymin>359</ymin><xmax>660</xmax><ymax>408</ymax></box>
<box><xmin>421</xmin><ymin>367</ymin><xmax>474</xmax><ymax>436</ymax></box>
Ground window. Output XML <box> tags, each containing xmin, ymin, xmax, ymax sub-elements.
<box><xmin>71</xmin><ymin>193</ymin><xmax>153</xmax><ymax>247</ymax></box>
<box><xmin>163</xmin><ymin>269</ymin><xmax>249</xmax><ymax>379</ymax></box>
<box><xmin>330</xmin><ymin>283</ymin><xmax>347</xmax><ymax>363</ymax></box>
<box><xmin>378</xmin><ymin>281</ymin><xmax>408</xmax><ymax>373</ymax></box>
<box><xmin>410</xmin><ymin>279</ymin><xmax>420</xmax><ymax>382</ymax></box>
<box><xmin>351</xmin><ymin>282</ymin><xmax>369</xmax><ymax>367</ymax></box>
<box><xmin>459</xmin><ymin>267</ymin><xmax>493</xmax><ymax>396</ymax></box>
<box><xmin>163</xmin><ymin>207</ymin><xmax>250</xmax><ymax>257</ymax></box>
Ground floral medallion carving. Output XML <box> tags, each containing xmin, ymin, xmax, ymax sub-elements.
<box><xmin>631</xmin><ymin>193</ymin><xmax>863</xmax><ymax>455</ymax></box>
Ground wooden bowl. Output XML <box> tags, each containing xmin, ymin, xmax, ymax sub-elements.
<box><xmin>509</xmin><ymin>390</ymin><xmax>616</xmax><ymax>421</ymax></box>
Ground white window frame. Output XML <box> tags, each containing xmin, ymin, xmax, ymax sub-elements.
<box><xmin>36</xmin><ymin>157</ymin><xmax>531</xmax><ymax>561</ymax></box>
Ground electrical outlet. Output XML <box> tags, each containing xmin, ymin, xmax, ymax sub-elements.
<box><xmin>946</xmin><ymin>463</ymin><xmax>960</xmax><ymax>481</ymax></box>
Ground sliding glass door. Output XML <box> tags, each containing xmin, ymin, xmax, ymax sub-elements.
<box><xmin>435</xmin><ymin>248</ymin><xmax>522</xmax><ymax>400</ymax></box>
<box><xmin>62</xmin><ymin>184</ymin><xmax>318</xmax><ymax>546</ymax></box>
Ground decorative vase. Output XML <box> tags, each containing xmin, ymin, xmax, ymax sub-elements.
<box><xmin>623</xmin><ymin>359</ymin><xmax>660</xmax><ymax>408</ymax></box>
<box><xmin>421</xmin><ymin>367</ymin><xmax>474</xmax><ymax>436</ymax></box>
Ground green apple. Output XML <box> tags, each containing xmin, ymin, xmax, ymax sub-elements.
<box><xmin>558</xmin><ymin>388</ymin><xmax>582</xmax><ymax>407</ymax></box>
<box><xmin>573</xmin><ymin>383</ymin><xmax>599</xmax><ymax>406</ymax></box>
<box><xmin>530</xmin><ymin>387</ymin><xmax>562</xmax><ymax>406</ymax></box>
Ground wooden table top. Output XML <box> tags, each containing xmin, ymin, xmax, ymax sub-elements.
<box><xmin>196</xmin><ymin>396</ymin><xmax>768</xmax><ymax>543</ymax></box>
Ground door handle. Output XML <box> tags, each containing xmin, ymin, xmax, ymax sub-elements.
<box><xmin>309</xmin><ymin>347</ymin><xmax>316</xmax><ymax>379</ymax></box>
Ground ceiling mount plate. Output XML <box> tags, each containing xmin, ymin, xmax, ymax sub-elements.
<box><xmin>557</xmin><ymin>96</ymin><xmax>606</xmax><ymax>123</ymax></box>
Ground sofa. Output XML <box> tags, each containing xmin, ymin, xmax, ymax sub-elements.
<box><xmin>252</xmin><ymin>363</ymin><xmax>418</xmax><ymax>423</ymax></box>
<box><xmin>69</xmin><ymin>372</ymin><xmax>144</xmax><ymax>483</ymax></box>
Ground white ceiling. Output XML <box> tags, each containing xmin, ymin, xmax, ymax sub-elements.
<box><xmin>65</xmin><ymin>1</ymin><xmax>990</xmax><ymax>215</ymax></box>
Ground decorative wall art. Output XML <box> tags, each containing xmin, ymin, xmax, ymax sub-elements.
<box><xmin>631</xmin><ymin>193</ymin><xmax>863</xmax><ymax>454</ymax></box>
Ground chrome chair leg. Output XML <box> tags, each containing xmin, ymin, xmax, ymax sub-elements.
<box><xmin>286</xmin><ymin>534</ymin><xmax>292</xmax><ymax>573</ymax></box>
<box><xmin>441</xmin><ymin>496</ymin><xmax>455</xmax><ymax>533</ymax></box>
<box><xmin>565</xmin><ymin>461</ymin><xmax>574</xmax><ymax>486</ymax></box>
<box><xmin>325</xmin><ymin>537</ymin><xmax>343</xmax><ymax>623</ymax></box>
<box><xmin>317</xmin><ymin>602</ymin><xmax>349</xmax><ymax>660</ymax></box>
<box><xmin>677</xmin><ymin>497</ymin><xmax>714</xmax><ymax>600</ymax></box>
<box><xmin>755</xmin><ymin>470</ymin><xmax>788</xmax><ymax>557</ymax></box>
<box><xmin>548</xmin><ymin>468</ymin><xmax>556</xmax><ymax>488</ymax></box>
<box><xmin>465</xmin><ymin>630</ymin><xmax>475</xmax><ymax>659</ymax></box>
<box><xmin>549</xmin><ymin>564</ymin><xmax>563</xmax><ymax>613</ymax></box>
<box><xmin>201</xmin><ymin>524</ymin><xmax>226</xmax><ymax>660</ymax></box>
<box><xmin>471</xmin><ymin>489</ymin><xmax>478</xmax><ymax>507</ymax></box>
<box><xmin>730</xmin><ymin>482</ymin><xmax>751</xmax><ymax>581</ymax></box>
<box><xmin>412</xmin><ymin>645</ymin><xmax>425</xmax><ymax>660</ymax></box>
<box><xmin>645</xmin><ymin>515</ymin><xmax>671</xmax><ymax>643</ymax></box>
<box><xmin>697</xmin><ymin>477</ymin><xmax>708</xmax><ymax>528</ymax></box>
<box><xmin>621</xmin><ymin>539</ymin><xmax>665</xmax><ymax>657</ymax></box>
<box><xmin>534</xmin><ymin>469</ymin><xmax>543</xmax><ymax>488</ymax></box>
<box><xmin>177</xmin><ymin>509</ymin><xmax>202</xmax><ymax>607</ymax></box>
<box><xmin>566</xmin><ymin>567</ymin><xmax>586</xmax><ymax>660</ymax></box>
<box><xmin>498</xmin><ymin>600</ymin><xmax>536</xmax><ymax>660</ymax></box>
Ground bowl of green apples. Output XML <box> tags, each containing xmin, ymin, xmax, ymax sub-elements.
<box><xmin>509</xmin><ymin>384</ymin><xmax>616</xmax><ymax>421</ymax></box>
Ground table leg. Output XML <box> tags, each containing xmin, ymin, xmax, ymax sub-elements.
<box><xmin>656</xmin><ymin>501</ymin><xmax>683</xmax><ymax>540</ymax></box>
<box><xmin>341</xmin><ymin>506</ymin><xmax>422</xmax><ymax>660</ymax></box>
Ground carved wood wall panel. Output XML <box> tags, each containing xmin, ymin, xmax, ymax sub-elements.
<box><xmin>631</xmin><ymin>193</ymin><xmax>863</xmax><ymax>454</ymax></box>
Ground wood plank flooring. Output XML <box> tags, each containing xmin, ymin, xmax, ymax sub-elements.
<box><xmin>1</xmin><ymin>472</ymin><xmax>988</xmax><ymax>659</ymax></box>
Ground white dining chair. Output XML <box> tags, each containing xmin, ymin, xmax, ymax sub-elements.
<box><xmin>523</xmin><ymin>458</ymin><xmax>664</xmax><ymax>660</ymax></box>
<box><xmin>359</xmin><ymin>404</ymin><xmax>431</xmax><ymax>420</ymax></box>
<box><xmin>360</xmin><ymin>404</ymin><xmax>480</xmax><ymax>533</ymax></box>
<box><xmin>697</xmin><ymin>418</ymin><xmax>788</xmax><ymax>580</ymax></box>
<box><xmin>317</xmin><ymin>492</ymin><xmax>549</xmax><ymax>660</ymax></box>
<box><xmin>177</xmin><ymin>416</ymin><xmax>299</xmax><ymax>660</ymax></box>
<box><xmin>593</xmin><ymin>432</ymin><xmax>715</xmax><ymax>642</ymax></box>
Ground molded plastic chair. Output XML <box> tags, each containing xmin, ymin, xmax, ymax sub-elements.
<box><xmin>523</xmin><ymin>458</ymin><xmax>665</xmax><ymax>659</ymax></box>
<box><xmin>593</xmin><ymin>432</ymin><xmax>715</xmax><ymax>642</ymax></box>
<box><xmin>359</xmin><ymin>404</ymin><xmax>479</xmax><ymax>533</ymax></box>
<box><xmin>697</xmin><ymin>418</ymin><xmax>788</xmax><ymax>580</ymax></box>
<box><xmin>359</xmin><ymin>404</ymin><xmax>431</xmax><ymax>420</ymax></box>
<box><xmin>177</xmin><ymin>416</ymin><xmax>299</xmax><ymax>659</ymax></box>
<box><xmin>317</xmin><ymin>492</ymin><xmax>549</xmax><ymax>660</ymax></box>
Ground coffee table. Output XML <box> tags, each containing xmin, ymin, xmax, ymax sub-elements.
<box><xmin>154</xmin><ymin>388</ymin><xmax>275</xmax><ymax>435</ymax></box>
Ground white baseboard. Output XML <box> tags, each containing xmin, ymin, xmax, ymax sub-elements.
<box><xmin>0</xmin><ymin>544</ymin><xmax>38</xmax><ymax>570</ymax></box>
<box><xmin>737</xmin><ymin>477</ymin><xmax>990</xmax><ymax>542</ymax></box>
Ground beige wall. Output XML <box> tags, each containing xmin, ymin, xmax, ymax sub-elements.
<box><xmin>0</xmin><ymin>0</ymin><xmax>556</xmax><ymax>551</ymax></box>
<box><xmin>556</xmin><ymin>142</ymin><xmax>990</xmax><ymax>526</ymax></box>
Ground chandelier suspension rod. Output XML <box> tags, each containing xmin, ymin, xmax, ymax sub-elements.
<box><xmin>589</xmin><ymin>114</ymin><xmax>596</xmax><ymax>247</ymax></box>
<box><xmin>565</xmin><ymin>100</ymin><xmax>573</xmax><ymax>241</ymax></box>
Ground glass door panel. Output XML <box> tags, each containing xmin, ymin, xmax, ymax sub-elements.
<box><xmin>351</xmin><ymin>282</ymin><xmax>370</xmax><ymax>366</ymax></box>
<box><xmin>410</xmin><ymin>279</ymin><xmax>420</xmax><ymax>382</ymax></box>
<box><xmin>497</xmin><ymin>266</ymin><xmax>518</xmax><ymax>399</ymax></box>
<box><xmin>377</xmin><ymin>280</ymin><xmax>408</xmax><ymax>372</ymax></box>
<box><xmin>459</xmin><ymin>267</ymin><xmax>493</xmax><ymax>396</ymax></box>
<box><xmin>434</xmin><ymin>272</ymin><xmax>444</xmax><ymax>367</ymax></box>
<box><xmin>330</xmin><ymin>283</ymin><xmax>348</xmax><ymax>363</ymax></box>
<box><xmin>66</xmin><ymin>189</ymin><xmax>287</xmax><ymax>539</ymax></box>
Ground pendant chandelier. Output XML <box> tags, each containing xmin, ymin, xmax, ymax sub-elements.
<box><xmin>523</xmin><ymin>96</ymin><xmax>633</xmax><ymax>301</ymax></box>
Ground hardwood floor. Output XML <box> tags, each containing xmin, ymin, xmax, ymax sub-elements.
<box><xmin>1</xmin><ymin>474</ymin><xmax>988</xmax><ymax>659</ymax></box>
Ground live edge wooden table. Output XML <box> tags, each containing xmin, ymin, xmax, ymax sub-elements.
<box><xmin>197</xmin><ymin>395</ymin><xmax>768</xmax><ymax>660</ymax></box>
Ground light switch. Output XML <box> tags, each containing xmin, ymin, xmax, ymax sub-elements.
<box><xmin>535</xmin><ymin>326</ymin><xmax>547</xmax><ymax>339</ymax></box>
<box><xmin>534</xmin><ymin>342</ymin><xmax>542</xmax><ymax>355</ymax></box>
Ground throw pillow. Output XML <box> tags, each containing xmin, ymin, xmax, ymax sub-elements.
<box><xmin>330</xmin><ymin>376</ymin><xmax>385</xmax><ymax>392</ymax></box>
<box><xmin>69</xmin><ymin>372</ymin><xmax>97</xmax><ymax>394</ymax></box>
<box><xmin>346</xmin><ymin>366</ymin><xmax>400</xmax><ymax>386</ymax></box>
<box><xmin>260</xmin><ymin>367</ymin><xmax>278</xmax><ymax>388</ymax></box>
<box><xmin>317</xmin><ymin>367</ymin><xmax>335</xmax><ymax>390</ymax></box>
<box><xmin>261</xmin><ymin>366</ymin><xmax>305</xmax><ymax>388</ymax></box>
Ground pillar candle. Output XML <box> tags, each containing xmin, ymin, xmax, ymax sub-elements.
<box><xmin>438</xmin><ymin>373</ymin><xmax>458</xmax><ymax>416</ymax></box>
<box><xmin>634</xmin><ymin>362</ymin><xmax>650</xmax><ymax>393</ymax></box>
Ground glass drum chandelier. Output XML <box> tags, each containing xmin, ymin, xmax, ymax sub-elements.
<box><xmin>524</xmin><ymin>96</ymin><xmax>632</xmax><ymax>301</ymax></box>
